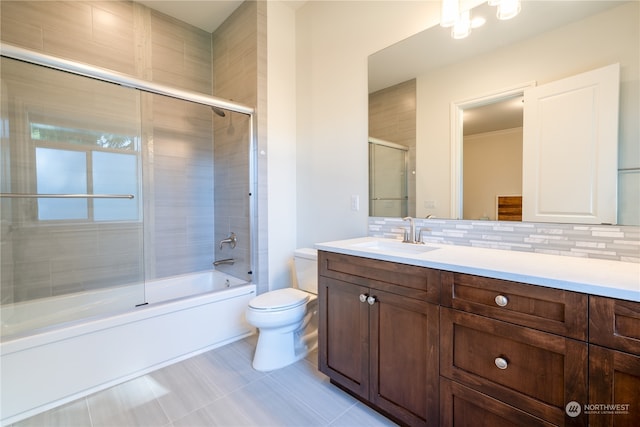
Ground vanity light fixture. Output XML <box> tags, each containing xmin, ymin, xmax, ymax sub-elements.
<box><xmin>489</xmin><ymin>0</ymin><xmax>521</xmax><ymax>20</ymax></box>
<box><xmin>442</xmin><ymin>0</ymin><xmax>520</xmax><ymax>40</ymax></box>
<box><xmin>451</xmin><ymin>9</ymin><xmax>471</xmax><ymax>39</ymax></box>
<box><xmin>441</xmin><ymin>0</ymin><xmax>486</xmax><ymax>39</ymax></box>
<box><xmin>440</xmin><ymin>0</ymin><xmax>459</xmax><ymax>28</ymax></box>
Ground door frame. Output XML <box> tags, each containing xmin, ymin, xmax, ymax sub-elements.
<box><xmin>450</xmin><ymin>82</ymin><xmax>536</xmax><ymax>219</ymax></box>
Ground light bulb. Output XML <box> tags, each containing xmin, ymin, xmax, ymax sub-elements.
<box><xmin>451</xmin><ymin>10</ymin><xmax>471</xmax><ymax>39</ymax></box>
<box><xmin>440</xmin><ymin>0</ymin><xmax>459</xmax><ymax>27</ymax></box>
<box><xmin>497</xmin><ymin>0</ymin><xmax>521</xmax><ymax>20</ymax></box>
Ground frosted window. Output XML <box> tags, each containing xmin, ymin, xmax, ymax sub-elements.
<box><xmin>36</xmin><ymin>147</ymin><xmax>88</xmax><ymax>220</ymax></box>
<box><xmin>93</xmin><ymin>151</ymin><xmax>138</xmax><ymax>221</ymax></box>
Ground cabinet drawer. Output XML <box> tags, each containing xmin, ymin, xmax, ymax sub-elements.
<box><xmin>440</xmin><ymin>378</ymin><xmax>557</xmax><ymax>427</ymax></box>
<box><xmin>441</xmin><ymin>271</ymin><xmax>587</xmax><ymax>340</ymax></box>
<box><xmin>589</xmin><ymin>296</ymin><xmax>640</xmax><ymax>355</ymax></box>
<box><xmin>318</xmin><ymin>251</ymin><xmax>439</xmax><ymax>302</ymax></box>
<box><xmin>440</xmin><ymin>308</ymin><xmax>587</xmax><ymax>426</ymax></box>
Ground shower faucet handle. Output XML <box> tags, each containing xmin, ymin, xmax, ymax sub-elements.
<box><xmin>219</xmin><ymin>232</ymin><xmax>237</xmax><ymax>249</ymax></box>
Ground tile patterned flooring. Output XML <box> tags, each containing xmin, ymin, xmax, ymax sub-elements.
<box><xmin>12</xmin><ymin>336</ymin><xmax>398</xmax><ymax>427</ymax></box>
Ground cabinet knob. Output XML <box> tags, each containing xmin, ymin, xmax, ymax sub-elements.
<box><xmin>494</xmin><ymin>357</ymin><xmax>509</xmax><ymax>370</ymax></box>
<box><xmin>494</xmin><ymin>295</ymin><xmax>509</xmax><ymax>307</ymax></box>
<box><xmin>359</xmin><ymin>294</ymin><xmax>368</xmax><ymax>303</ymax></box>
<box><xmin>367</xmin><ymin>296</ymin><xmax>377</xmax><ymax>305</ymax></box>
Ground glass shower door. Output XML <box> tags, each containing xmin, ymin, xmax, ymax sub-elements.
<box><xmin>0</xmin><ymin>58</ymin><xmax>145</xmax><ymax>339</ymax></box>
<box><xmin>369</xmin><ymin>139</ymin><xmax>409</xmax><ymax>217</ymax></box>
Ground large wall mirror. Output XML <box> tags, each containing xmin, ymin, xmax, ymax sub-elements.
<box><xmin>368</xmin><ymin>1</ymin><xmax>639</xmax><ymax>225</ymax></box>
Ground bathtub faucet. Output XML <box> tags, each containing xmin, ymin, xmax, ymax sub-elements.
<box><xmin>213</xmin><ymin>258</ymin><xmax>235</xmax><ymax>266</ymax></box>
<box><xmin>219</xmin><ymin>232</ymin><xmax>237</xmax><ymax>249</ymax></box>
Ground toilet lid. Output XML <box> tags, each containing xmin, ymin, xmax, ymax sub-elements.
<box><xmin>249</xmin><ymin>288</ymin><xmax>309</xmax><ymax>311</ymax></box>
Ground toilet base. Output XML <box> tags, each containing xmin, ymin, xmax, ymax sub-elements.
<box><xmin>248</xmin><ymin>297</ymin><xmax>318</xmax><ymax>371</ymax></box>
<box><xmin>252</xmin><ymin>326</ymin><xmax>309</xmax><ymax>371</ymax></box>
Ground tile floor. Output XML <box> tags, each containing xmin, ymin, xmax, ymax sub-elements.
<box><xmin>11</xmin><ymin>335</ymin><xmax>398</xmax><ymax>427</ymax></box>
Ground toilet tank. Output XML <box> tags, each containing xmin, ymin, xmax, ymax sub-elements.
<box><xmin>293</xmin><ymin>248</ymin><xmax>318</xmax><ymax>294</ymax></box>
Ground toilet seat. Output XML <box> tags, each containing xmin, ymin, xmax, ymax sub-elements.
<box><xmin>249</xmin><ymin>288</ymin><xmax>309</xmax><ymax>311</ymax></box>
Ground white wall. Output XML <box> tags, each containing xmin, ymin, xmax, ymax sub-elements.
<box><xmin>463</xmin><ymin>128</ymin><xmax>523</xmax><ymax>221</ymax></box>
<box><xmin>267</xmin><ymin>1</ymin><xmax>298</xmax><ymax>288</ymax></box>
<box><xmin>294</xmin><ymin>1</ymin><xmax>446</xmax><ymax>248</ymax></box>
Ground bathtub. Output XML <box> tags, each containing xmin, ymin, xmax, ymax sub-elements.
<box><xmin>0</xmin><ymin>271</ymin><xmax>256</xmax><ymax>425</ymax></box>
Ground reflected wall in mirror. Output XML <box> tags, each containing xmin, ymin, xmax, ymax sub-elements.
<box><xmin>369</xmin><ymin>79</ymin><xmax>416</xmax><ymax>217</ymax></box>
<box><xmin>368</xmin><ymin>1</ymin><xmax>639</xmax><ymax>225</ymax></box>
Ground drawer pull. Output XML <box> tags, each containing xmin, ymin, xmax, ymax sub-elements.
<box><xmin>494</xmin><ymin>295</ymin><xmax>509</xmax><ymax>307</ymax></box>
<box><xmin>359</xmin><ymin>294</ymin><xmax>368</xmax><ymax>303</ymax></box>
<box><xmin>494</xmin><ymin>357</ymin><xmax>509</xmax><ymax>370</ymax></box>
<box><xmin>367</xmin><ymin>296</ymin><xmax>377</xmax><ymax>305</ymax></box>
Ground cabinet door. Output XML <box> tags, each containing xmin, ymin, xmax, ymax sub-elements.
<box><xmin>589</xmin><ymin>345</ymin><xmax>640</xmax><ymax>427</ymax></box>
<box><xmin>318</xmin><ymin>276</ymin><xmax>369</xmax><ymax>399</ymax></box>
<box><xmin>370</xmin><ymin>289</ymin><xmax>439</xmax><ymax>426</ymax></box>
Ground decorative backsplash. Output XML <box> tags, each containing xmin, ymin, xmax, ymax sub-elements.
<box><xmin>368</xmin><ymin>217</ymin><xmax>640</xmax><ymax>263</ymax></box>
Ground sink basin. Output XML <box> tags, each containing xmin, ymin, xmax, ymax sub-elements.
<box><xmin>350</xmin><ymin>239</ymin><xmax>439</xmax><ymax>255</ymax></box>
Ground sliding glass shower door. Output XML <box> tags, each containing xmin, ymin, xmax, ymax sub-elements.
<box><xmin>369</xmin><ymin>138</ymin><xmax>409</xmax><ymax>217</ymax></box>
<box><xmin>0</xmin><ymin>58</ymin><xmax>145</xmax><ymax>338</ymax></box>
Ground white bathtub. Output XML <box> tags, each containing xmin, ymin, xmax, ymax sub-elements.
<box><xmin>0</xmin><ymin>271</ymin><xmax>256</xmax><ymax>425</ymax></box>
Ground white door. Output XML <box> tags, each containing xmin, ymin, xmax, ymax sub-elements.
<box><xmin>522</xmin><ymin>63</ymin><xmax>619</xmax><ymax>224</ymax></box>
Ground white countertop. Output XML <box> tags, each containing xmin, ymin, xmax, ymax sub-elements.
<box><xmin>315</xmin><ymin>237</ymin><xmax>640</xmax><ymax>302</ymax></box>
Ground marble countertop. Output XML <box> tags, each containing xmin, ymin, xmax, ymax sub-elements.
<box><xmin>315</xmin><ymin>237</ymin><xmax>640</xmax><ymax>302</ymax></box>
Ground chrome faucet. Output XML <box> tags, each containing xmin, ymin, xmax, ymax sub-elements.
<box><xmin>402</xmin><ymin>217</ymin><xmax>425</xmax><ymax>244</ymax></box>
<box><xmin>219</xmin><ymin>232</ymin><xmax>237</xmax><ymax>249</ymax></box>
<box><xmin>402</xmin><ymin>217</ymin><xmax>416</xmax><ymax>243</ymax></box>
<box><xmin>213</xmin><ymin>258</ymin><xmax>235</xmax><ymax>266</ymax></box>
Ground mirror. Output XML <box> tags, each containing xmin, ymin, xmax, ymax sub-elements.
<box><xmin>368</xmin><ymin>1</ymin><xmax>639</xmax><ymax>225</ymax></box>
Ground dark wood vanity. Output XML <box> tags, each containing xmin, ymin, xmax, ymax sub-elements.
<box><xmin>318</xmin><ymin>250</ymin><xmax>640</xmax><ymax>427</ymax></box>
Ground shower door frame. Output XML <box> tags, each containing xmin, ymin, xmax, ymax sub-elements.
<box><xmin>0</xmin><ymin>43</ymin><xmax>259</xmax><ymax>286</ymax></box>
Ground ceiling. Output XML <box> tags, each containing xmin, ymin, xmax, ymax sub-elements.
<box><xmin>135</xmin><ymin>1</ymin><xmax>244</xmax><ymax>33</ymax></box>
<box><xmin>136</xmin><ymin>1</ymin><xmax>307</xmax><ymax>33</ymax></box>
<box><xmin>463</xmin><ymin>96</ymin><xmax>523</xmax><ymax>136</ymax></box>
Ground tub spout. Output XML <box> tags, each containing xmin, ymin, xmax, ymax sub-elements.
<box><xmin>213</xmin><ymin>258</ymin><xmax>235</xmax><ymax>266</ymax></box>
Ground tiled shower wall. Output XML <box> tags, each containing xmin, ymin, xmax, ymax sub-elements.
<box><xmin>211</xmin><ymin>1</ymin><xmax>264</xmax><ymax>285</ymax></box>
<box><xmin>369</xmin><ymin>217</ymin><xmax>640</xmax><ymax>263</ymax></box>
<box><xmin>0</xmin><ymin>1</ymin><xmax>258</xmax><ymax>301</ymax></box>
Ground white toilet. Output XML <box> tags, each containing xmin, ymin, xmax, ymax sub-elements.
<box><xmin>246</xmin><ymin>248</ymin><xmax>318</xmax><ymax>371</ymax></box>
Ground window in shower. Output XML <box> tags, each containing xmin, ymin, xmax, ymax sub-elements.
<box><xmin>31</xmin><ymin>121</ymin><xmax>140</xmax><ymax>222</ymax></box>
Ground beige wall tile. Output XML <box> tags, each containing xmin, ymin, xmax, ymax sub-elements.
<box><xmin>1</xmin><ymin>0</ymin><xmax>260</xmax><ymax>305</ymax></box>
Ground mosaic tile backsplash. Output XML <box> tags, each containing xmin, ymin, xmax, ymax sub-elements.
<box><xmin>369</xmin><ymin>217</ymin><xmax>640</xmax><ymax>263</ymax></box>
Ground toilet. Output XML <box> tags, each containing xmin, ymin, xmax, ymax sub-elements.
<box><xmin>246</xmin><ymin>248</ymin><xmax>318</xmax><ymax>371</ymax></box>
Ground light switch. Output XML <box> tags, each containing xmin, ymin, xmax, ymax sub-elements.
<box><xmin>351</xmin><ymin>195</ymin><xmax>360</xmax><ymax>211</ymax></box>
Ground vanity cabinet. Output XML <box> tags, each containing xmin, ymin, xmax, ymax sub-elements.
<box><xmin>318</xmin><ymin>251</ymin><xmax>439</xmax><ymax>426</ymax></box>
<box><xmin>588</xmin><ymin>296</ymin><xmax>640</xmax><ymax>427</ymax></box>
<box><xmin>317</xmin><ymin>248</ymin><xmax>638</xmax><ymax>427</ymax></box>
<box><xmin>440</xmin><ymin>271</ymin><xmax>589</xmax><ymax>426</ymax></box>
